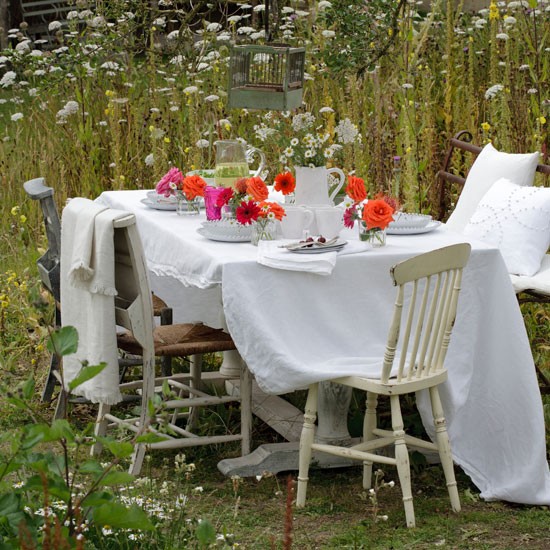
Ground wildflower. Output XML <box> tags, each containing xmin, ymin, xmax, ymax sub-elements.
<box><xmin>539</xmin><ymin>116</ymin><xmax>547</xmax><ymax>125</ymax></box>
<box><xmin>504</xmin><ymin>16</ymin><xmax>517</xmax><ymax>25</ymax></box>
<box><xmin>528</xmin><ymin>88</ymin><xmax>538</xmax><ymax>94</ymax></box>
<box><xmin>402</xmin><ymin>82</ymin><xmax>414</xmax><ymax>89</ymax></box>
<box><xmin>11</xmin><ymin>112</ymin><xmax>23</xmax><ymax>121</ymax></box>
<box><xmin>206</xmin><ymin>22</ymin><xmax>222</xmax><ymax>32</ymax></box>
<box><xmin>193</xmin><ymin>486</ymin><xmax>204</xmax><ymax>493</ymax></box>
<box><xmin>322</xmin><ymin>30</ymin><xmax>336</xmax><ymax>38</ymax></box>
<box><xmin>335</xmin><ymin>118</ymin><xmax>361</xmax><ymax>145</ymax></box>
<box><xmin>184</xmin><ymin>85</ymin><xmax>199</xmax><ymax>94</ymax></box>
<box><xmin>48</xmin><ymin>20</ymin><xmax>62</xmax><ymax>31</ymax></box>
<box><xmin>204</xmin><ymin>94</ymin><xmax>219</xmax><ymax>102</ymax></box>
<box><xmin>484</xmin><ymin>84</ymin><xmax>503</xmax><ymax>99</ymax></box>
<box><xmin>196</xmin><ymin>139</ymin><xmax>210</xmax><ymax>148</ymax></box>
<box><xmin>100</xmin><ymin>61</ymin><xmax>121</xmax><ymax>71</ymax></box>
<box><xmin>496</xmin><ymin>33</ymin><xmax>509</xmax><ymax>40</ymax></box>
<box><xmin>474</xmin><ymin>18</ymin><xmax>487</xmax><ymax>28</ymax></box>
<box><xmin>489</xmin><ymin>1</ymin><xmax>499</xmax><ymax>20</ymax></box>
<box><xmin>237</xmin><ymin>26</ymin><xmax>255</xmax><ymax>35</ymax></box>
<box><xmin>144</xmin><ymin>153</ymin><xmax>154</xmax><ymax>166</ymax></box>
<box><xmin>481</xmin><ymin>122</ymin><xmax>491</xmax><ymax>131</ymax></box>
<box><xmin>0</xmin><ymin>71</ymin><xmax>16</xmax><ymax>88</ymax></box>
<box><xmin>318</xmin><ymin>1</ymin><xmax>332</xmax><ymax>9</ymax></box>
<box><xmin>319</xmin><ymin>106</ymin><xmax>334</xmax><ymax>113</ymax></box>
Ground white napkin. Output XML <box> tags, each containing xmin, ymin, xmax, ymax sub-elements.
<box><xmin>257</xmin><ymin>239</ymin><xmax>370</xmax><ymax>275</ymax></box>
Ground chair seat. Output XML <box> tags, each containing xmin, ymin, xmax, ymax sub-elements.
<box><xmin>511</xmin><ymin>254</ymin><xmax>550</xmax><ymax>297</ymax></box>
<box><xmin>332</xmin><ymin>369</ymin><xmax>448</xmax><ymax>395</ymax></box>
<box><xmin>151</xmin><ymin>292</ymin><xmax>169</xmax><ymax>316</ymax></box>
<box><xmin>117</xmin><ymin>323</ymin><xmax>237</xmax><ymax>357</ymax></box>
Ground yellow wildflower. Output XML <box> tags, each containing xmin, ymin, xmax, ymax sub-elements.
<box><xmin>489</xmin><ymin>1</ymin><xmax>499</xmax><ymax>20</ymax></box>
<box><xmin>164</xmin><ymin>137</ymin><xmax>171</xmax><ymax>143</ymax></box>
<box><xmin>149</xmin><ymin>125</ymin><xmax>155</xmax><ymax>132</ymax></box>
<box><xmin>105</xmin><ymin>90</ymin><xmax>115</xmax><ymax>97</ymax></box>
<box><xmin>20</xmin><ymin>215</ymin><xmax>27</xmax><ymax>224</ymax></box>
<box><xmin>184</xmin><ymin>147</ymin><xmax>190</xmax><ymax>154</ymax></box>
<box><xmin>406</xmin><ymin>146</ymin><xmax>412</xmax><ymax>154</ymax></box>
<box><xmin>481</xmin><ymin>122</ymin><xmax>491</xmax><ymax>132</ymax></box>
<box><xmin>104</xmin><ymin>108</ymin><xmax>110</xmax><ymax>116</ymax></box>
<box><xmin>539</xmin><ymin>116</ymin><xmax>547</xmax><ymax>125</ymax></box>
<box><xmin>10</xmin><ymin>206</ymin><xmax>19</xmax><ymax>216</ymax></box>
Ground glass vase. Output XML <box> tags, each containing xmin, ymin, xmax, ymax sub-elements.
<box><xmin>251</xmin><ymin>218</ymin><xmax>276</xmax><ymax>246</ymax></box>
<box><xmin>358</xmin><ymin>223</ymin><xmax>386</xmax><ymax>247</ymax></box>
<box><xmin>176</xmin><ymin>195</ymin><xmax>201</xmax><ymax>216</ymax></box>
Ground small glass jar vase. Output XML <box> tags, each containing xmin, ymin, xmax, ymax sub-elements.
<box><xmin>251</xmin><ymin>218</ymin><xmax>276</xmax><ymax>246</ymax></box>
<box><xmin>358</xmin><ymin>222</ymin><xmax>386</xmax><ymax>247</ymax></box>
<box><xmin>221</xmin><ymin>205</ymin><xmax>236</xmax><ymax>220</ymax></box>
<box><xmin>176</xmin><ymin>195</ymin><xmax>201</xmax><ymax>216</ymax></box>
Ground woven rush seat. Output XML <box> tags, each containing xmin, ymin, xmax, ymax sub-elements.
<box><xmin>117</xmin><ymin>322</ymin><xmax>236</xmax><ymax>357</ymax></box>
<box><xmin>151</xmin><ymin>293</ymin><xmax>169</xmax><ymax>316</ymax></box>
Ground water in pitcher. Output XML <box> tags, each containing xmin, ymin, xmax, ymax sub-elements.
<box><xmin>214</xmin><ymin>162</ymin><xmax>250</xmax><ymax>188</ymax></box>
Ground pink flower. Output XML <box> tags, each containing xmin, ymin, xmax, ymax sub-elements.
<box><xmin>216</xmin><ymin>187</ymin><xmax>234</xmax><ymax>207</ymax></box>
<box><xmin>155</xmin><ymin>167</ymin><xmax>184</xmax><ymax>197</ymax></box>
<box><xmin>343</xmin><ymin>205</ymin><xmax>357</xmax><ymax>229</ymax></box>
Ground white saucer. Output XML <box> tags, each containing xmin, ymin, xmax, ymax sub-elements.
<box><xmin>141</xmin><ymin>198</ymin><xmax>177</xmax><ymax>211</ymax></box>
<box><xmin>386</xmin><ymin>221</ymin><xmax>442</xmax><ymax>235</ymax></box>
<box><xmin>197</xmin><ymin>226</ymin><xmax>252</xmax><ymax>242</ymax></box>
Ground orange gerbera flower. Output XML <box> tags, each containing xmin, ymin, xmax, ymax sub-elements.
<box><xmin>346</xmin><ymin>175</ymin><xmax>367</xmax><ymax>203</ymax></box>
<box><xmin>246</xmin><ymin>177</ymin><xmax>269</xmax><ymax>202</ymax></box>
<box><xmin>182</xmin><ymin>175</ymin><xmax>207</xmax><ymax>200</ymax></box>
<box><xmin>274</xmin><ymin>172</ymin><xmax>296</xmax><ymax>195</ymax></box>
<box><xmin>259</xmin><ymin>201</ymin><xmax>286</xmax><ymax>221</ymax></box>
<box><xmin>362</xmin><ymin>199</ymin><xmax>395</xmax><ymax>230</ymax></box>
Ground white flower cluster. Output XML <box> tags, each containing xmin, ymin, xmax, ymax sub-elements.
<box><xmin>335</xmin><ymin>118</ymin><xmax>362</xmax><ymax>145</ymax></box>
<box><xmin>485</xmin><ymin>83</ymin><xmax>504</xmax><ymax>100</ymax></box>
<box><xmin>56</xmin><ymin>100</ymin><xmax>79</xmax><ymax>124</ymax></box>
<box><xmin>0</xmin><ymin>71</ymin><xmax>17</xmax><ymax>88</ymax></box>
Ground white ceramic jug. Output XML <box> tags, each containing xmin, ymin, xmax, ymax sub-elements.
<box><xmin>293</xmin><ymin>166</ymin><xmax>346</xmax><ymax>206</ymax></box>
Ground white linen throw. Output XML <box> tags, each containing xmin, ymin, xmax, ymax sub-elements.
<box><xmin>60</xmin><ymin>198</ymin><xmax>126</xmax><ymax>404</ymax></box>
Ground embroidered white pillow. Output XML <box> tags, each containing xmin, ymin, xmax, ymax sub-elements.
<box><xmin>445</xmin><ymin>143</ymin><xmax>539</xmax><ymax>232</ymax></box>
<box><xmin>463</xmin><ymin>178</ymin><xmax>550</xmax><ymax>276</ymax></box>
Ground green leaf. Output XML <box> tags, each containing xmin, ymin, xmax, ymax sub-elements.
<box><xmin>47</xmin><ymin>326</ymin><xmax>78</xmax><ymax>356</ymax></box>
<box><xmin>196</xmin><ymin>519</ymin><xmax>216</xmax><ymax>546</ymax></box>
<box><xmin>98</xmin><ymin>471</ymin><xmax>135</xmax><ymax>487</ymax></box>
<box><xmin>101</xmin><ymin>439</ymin><xmax>134</xmax><ymax>459</ymax></box>
<box><xmin>528</xmin><ymin>0</ymin><xmax>538</xmax><ymax>8</ymax></box>
<box><xmin>23</xmin><ymin>475</ymin><xmax>71</xmax><ymax>501</ymax></box>
<box><xmin>135</xmin><ymin>432</ymin><xmax>168</xmax><ymax>444</ymax></box>
<box><xmin>20</xmin><ymin>425</ymin><xmax>47</xmax><ymax>450</ymax></box>
<box><xmin>68</xmin><ymin>363</ymin><xmax>108</xmax><ymax>391</ymax></box>
<box><xmin>48</xmin><ymin>420</ymin><xmax>75</xmax><ymax>442</ymax></box>
<box><xmin>78</xmin><ymin>459</ymin><xmax>105</xmax><ymax>475</ymax></box>
<box><xmin>93</xmin><ymin>502</ymin><xmax>154</xmax><ymax>530</ymax></box>
<box><xmin>21</xmin><ymin>378</ymin><xmax>35</xmax><ymax>400</ymax></box>
<box><xmin>81</xmin><ymin>490</ymin><xmax>114</xmax><ymax>508</ymax></box>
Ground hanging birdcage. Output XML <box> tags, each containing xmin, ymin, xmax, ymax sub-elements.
<box><xmin>227</xmin><ymin>43</ymin><xmax>306</xmax><ymax>111</ymax></box>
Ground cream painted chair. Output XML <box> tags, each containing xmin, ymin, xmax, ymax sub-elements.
<box><xmin>296</xmin><ymin>243</ymin><xmax>471</xmax><ymax>528</ymax></box>
<box><xmin>90</xmin><ymin>213</ymin><xmax>251</xmax><ymax>475</ymax></box>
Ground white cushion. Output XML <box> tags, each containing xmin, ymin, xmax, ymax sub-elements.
<box><xmin>510</xmin><ymin>254</ymin><xmax>550</xmax><ymax>295</ymax></box>
<box><xmin>463</xmin><ymin>178</ymin><xmax>550</xmax><ymax>277</ymax></box>
<box><xmin>446</xmin><ymin>143</ymin><xmax>539</xmax><ymax>232</ymax></box>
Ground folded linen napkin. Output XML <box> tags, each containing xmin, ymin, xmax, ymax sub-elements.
<box><xmin>61</xmin><ymin>199</ymin><xmax>130</xmax><ymax>405</ymax></box>
<box><xmin>257</xmin><ymin>239</ymin><xmax>371</xmax><ymax>275</ymax></box>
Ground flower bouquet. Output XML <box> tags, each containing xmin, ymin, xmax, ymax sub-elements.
<box><xmin>342</xmin><ymin>175</ymin><xmax>398</xmax><ymax>247</ymax></box>
<box><xmin>155</xmin><ymin>167</ymin><xmax>207</xmax><ymax>216</ymax></box>
<box><xmin>213</xmin><ymin>176</ymin><xmax>286</xmax><ymax>245</ymax></box>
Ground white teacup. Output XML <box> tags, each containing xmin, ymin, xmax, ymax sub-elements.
<box><xmin>309</xmin><ymin>205</ymin><xmax>344</xmax><ymax>239</ymax></box>
<box><xmin>280</xmin><ymin>206</ymin><xmax>315</xmax><ymax>239</ymax></box>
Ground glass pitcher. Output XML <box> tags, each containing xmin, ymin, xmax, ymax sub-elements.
<box><xmin>214</xmin><ymin>140</ymin><xmax>266</xmax><ymax>188</ymax></box>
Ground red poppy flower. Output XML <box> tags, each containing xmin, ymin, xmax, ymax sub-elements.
<box><xmin>235</xmin><ymin>200</ymin><xmax>261</xmax><ymax>225</ymax></box>
<box><xmin>274</xmin><ymin>172</ymin><xmax>296</xmax><ymax>195</ymax></box>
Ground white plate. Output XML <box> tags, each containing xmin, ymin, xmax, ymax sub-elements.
<box><xmin>289</xmin><ymin>239</ymin><xmax>348</xmax><ymax>254</ymax></box>
<box><xmin>141</xmin><ymin>198</ymin><xmax>178</xmax><ymax>211</ymax></box>
<box><xmin>197</xmin><ymin>226</ymin><xmax>251</xmax><ymax>242</ymax></box>
<box><xmin>386</xmin><ymin>221</ymin><xmax>442</xmax><ymax>235</ymax></box>
<box><xmin>389</xmin><ymin>213</ymin><xmax>432</xmax><ymax>229</ymax></box>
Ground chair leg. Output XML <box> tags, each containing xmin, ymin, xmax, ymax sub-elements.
<box><xmin>296</xmin><ymin>383</ymin><xmax>318</xmax><ymax>508</ymax></box>
<box><xmin>390</xmin><ymin>395</ymin><xmax>415</xmax><ymax>528</ymax></box>
<box><xmin>91</xmin><ymin>403</ymin><xmax>111</xmax><ymax>456</ymax></box>
<box><xmin>186</xmin><ymin>354</ymin><xmax>202</xmax><ymax>430</ymax></box>
<box><xmin>240</xmin><ymin>363</ymin><xmax>252</xmax><ymax>456</ymax></box>
<box><xmin>41</xmin><ymin>352</ymin><xmax>60</xmax><ymax>403</ymax></box>
<box><xmin>429</xmin><ymin>386</ymin><xmax>461</xmax><ymax>513</ymax></box>
<box><xmin>160</xmin><ymin>307</ymin><xmax>173</xmax><ymax>377</ymax></box>
<box><xmin>363</xmin><ymin>391</ymin><xmax>378</xmax><ymax>490</ymax></box>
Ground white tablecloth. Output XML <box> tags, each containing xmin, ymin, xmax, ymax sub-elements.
<box><xmin>97</xmin><ymin>190</ymin><xmax>550</xmax><ymax>505</ymax></box>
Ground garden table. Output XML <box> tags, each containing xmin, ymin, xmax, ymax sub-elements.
<box><xmin>97</xmin><ymin>189</ymin><xmax>550</xmax><ymax>506</ymax></box>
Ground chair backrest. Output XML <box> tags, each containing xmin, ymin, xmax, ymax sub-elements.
<box><xmin>112</xmin><ymin>214</ymin><xmax>155</xmax><ymax>353</ymax></box>
<box><xmin>23</xmin><ymin>177</ymin><xmax>61</xmax><ymax>302</ymax></box>
<box><xmin>437</xmin><ymin>130</ymin><xmax>550</xmax><ymax>221</ymax></box>
<box><xmin>382</xmin><ymin>243</ymin><xmax>471</xmax><ymax>384</ymax></box>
